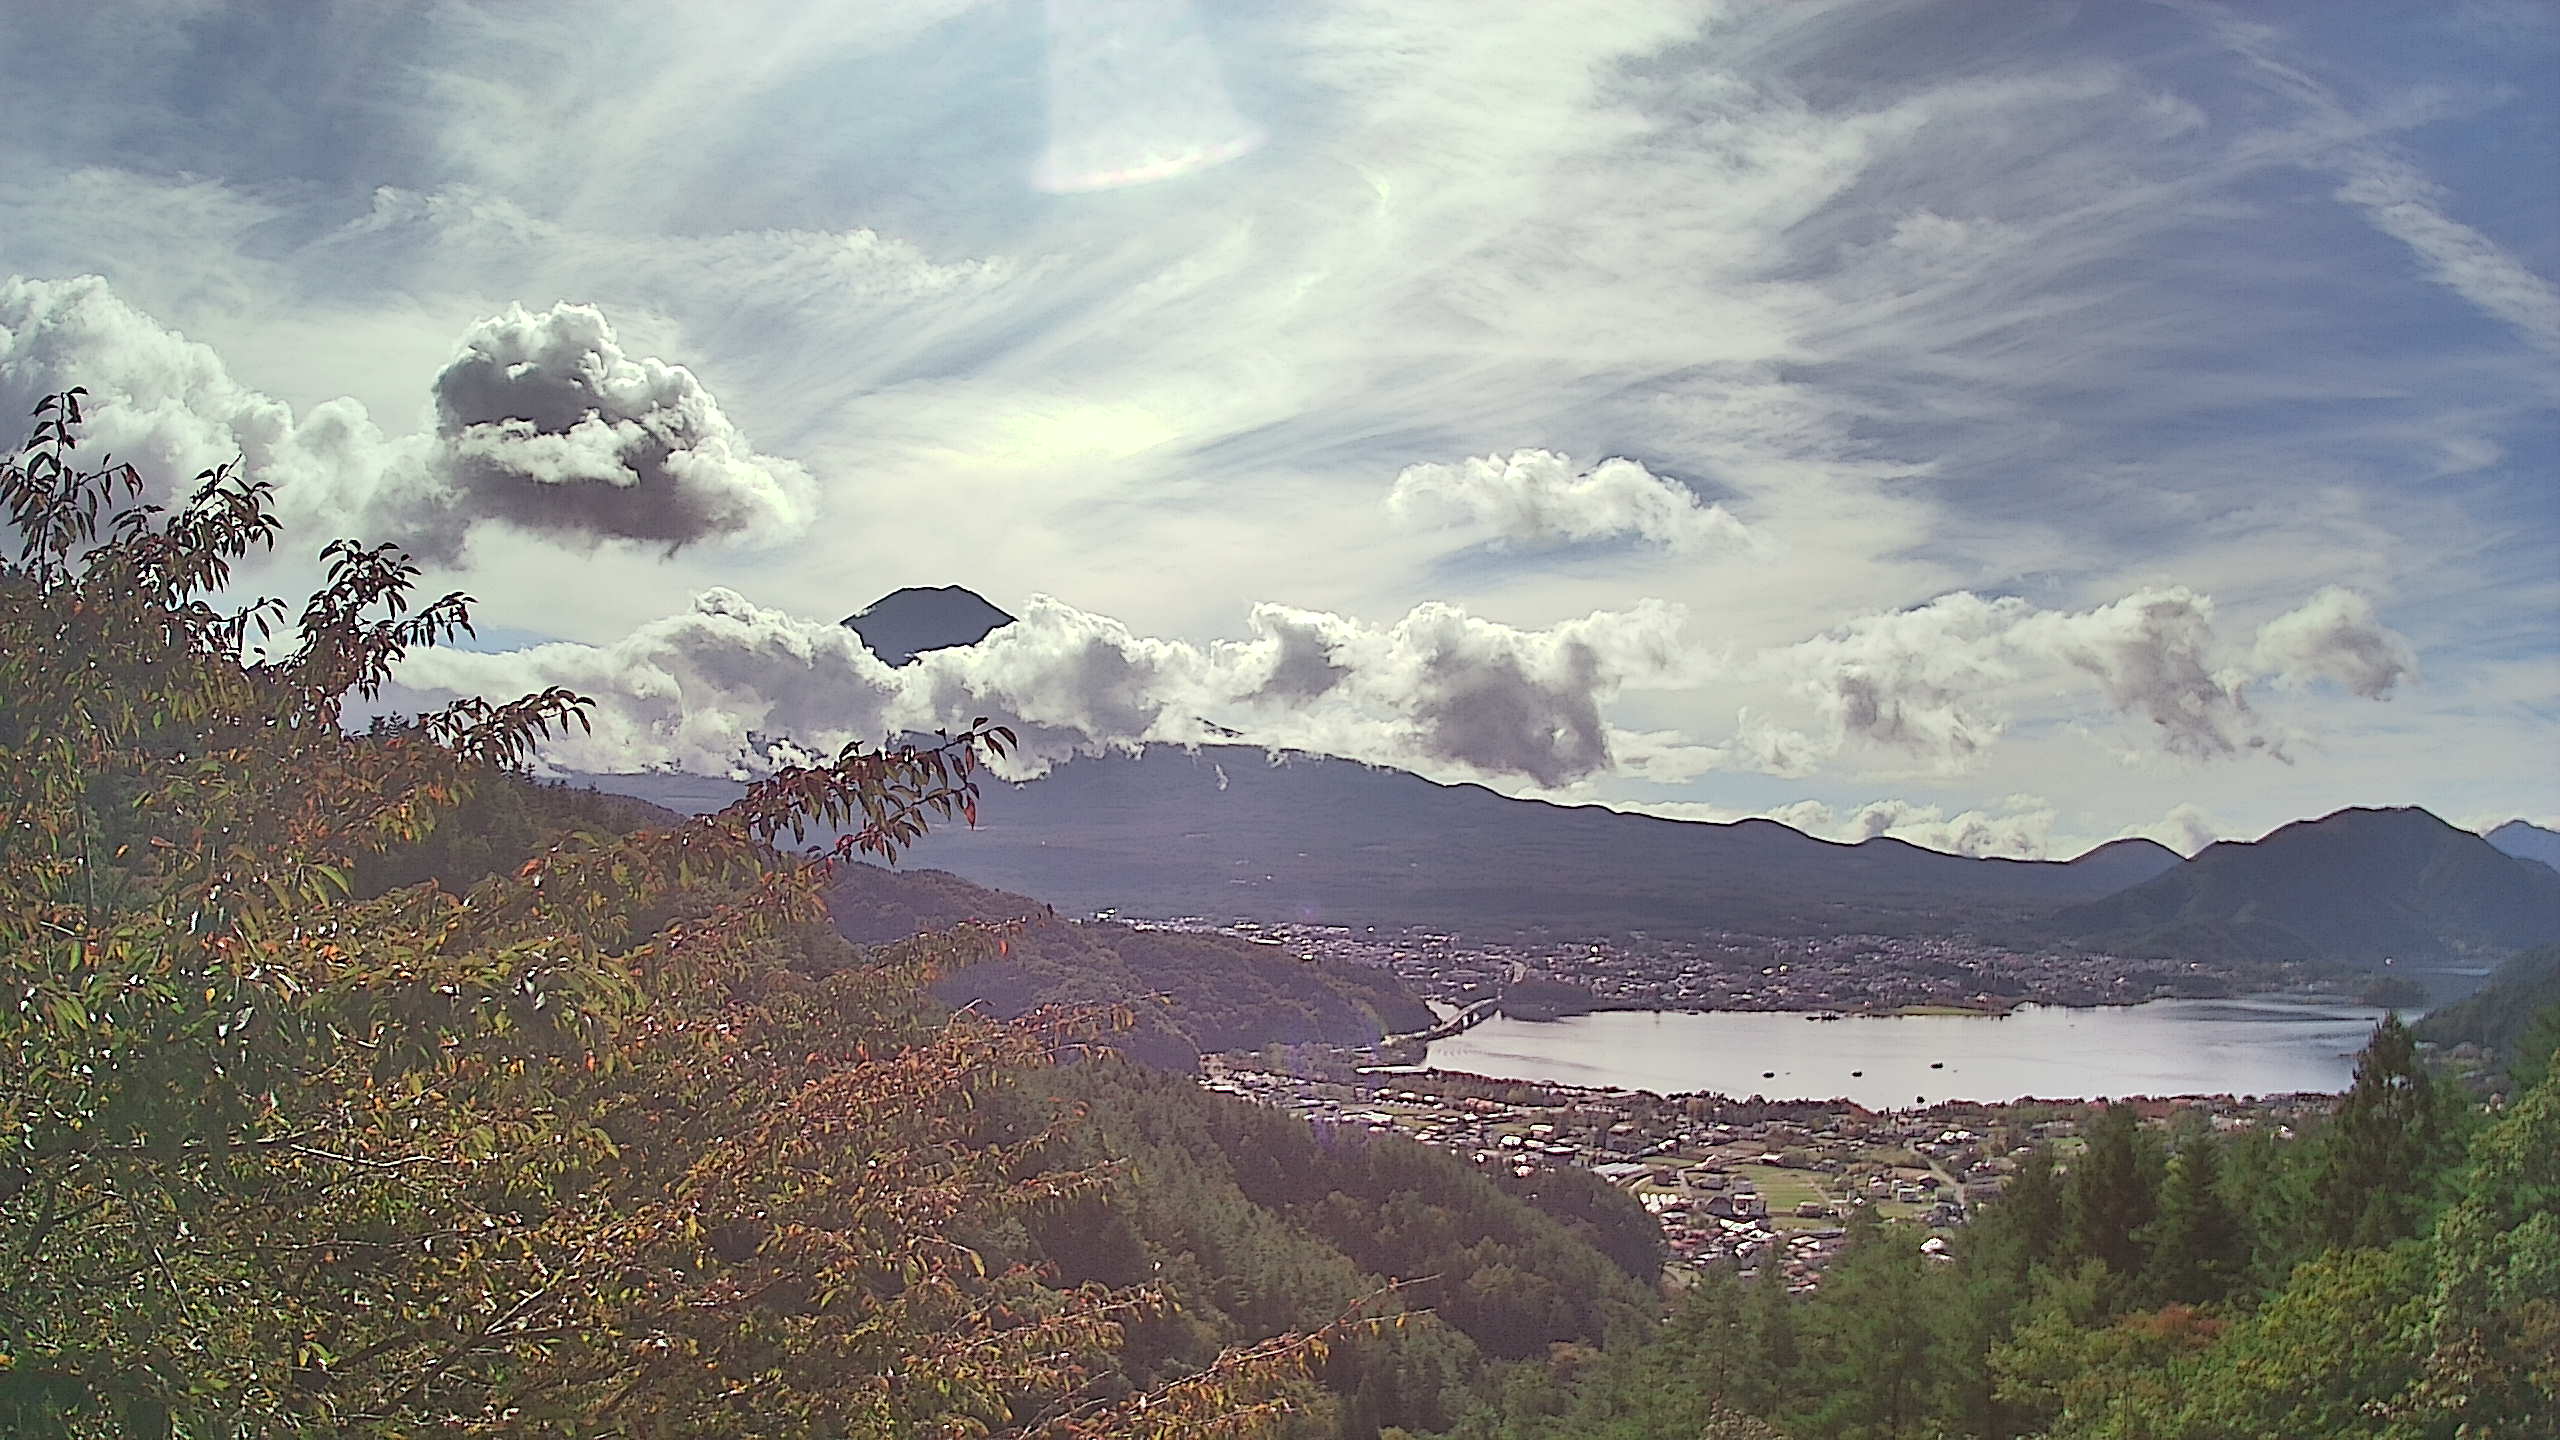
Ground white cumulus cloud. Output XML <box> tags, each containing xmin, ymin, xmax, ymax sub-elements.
<box><xmin>1730</xmin><ymin>584</ymin><xmax>2407</xmax><ymax>773</ymax></box>
<box><xmin>1386</xmin><ymin>449</ymin><xmax>1754</xmax><ymax>554</ymax></box>
<box><xmin>2250</xmin><ymin>585</ymin><xmax>2417</xmax><ymax>698</ymax></box>
<box><xmin>388</xmin><ymin>590</ymin><xmax>1691</xmax><ymax>789</ymax></box>
<box><xmin>0</xmin><ymin>276</ymin><xmax>809</xmax><ymax>564</ymax></box>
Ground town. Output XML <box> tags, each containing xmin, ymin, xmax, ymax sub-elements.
<box><xmin>1115</xmin><ymin>912</ymin><xmax>2303</xmax><ymax>1016</ymax></box>
<box><xmin>1200</xmin><ymin>1056</ymin><xmax>2333</xmax><ymax>1290</ymax></box>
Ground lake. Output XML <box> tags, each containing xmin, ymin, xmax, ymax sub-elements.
<box><xmin>1422</xmin><ymin>996</ymin><xmax>2393</xmax><ymax>1107</ymax></box>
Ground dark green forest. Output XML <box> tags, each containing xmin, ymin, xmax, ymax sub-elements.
<box><xmin>2416</xmin><ymin>943</ymin><xmax>2560</xmax><ymax>1090</ymax></box>
<box><xmin>1461</xmin><ymin>1015</ymin><xmax>2556</xmax><ymax>1440</ymax></box>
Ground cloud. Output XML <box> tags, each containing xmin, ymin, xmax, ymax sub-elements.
<box><xmin>1786</xmin><ymin>795</ymin><xmax>2059</xmax><ymax>859</ymax></box>
<box><xmin>375</xmin><ymin>302</ymin><xmax>814</xmax><ymax>559</ymax></box>
<box><xmin>0</xmin><ymin>273</ymin><xmax>305</xmax><ymax>504</ymax></box>
<box><xmin>2250</xmin><ymin>585</ymin><xmax>2417</xmax><ymax>698</ymax></box>
<box><xmin>388</xmin><ymin>590</ymin><xmax>1690</xmax><ymax>788</ymax></box>
<box><xmin>2332</xmin><ymin>153</ymin><xmax>2560</xmax><ymax>356</ymax></box>
<box><xmin>1386</xmin><ymin>449</ymin><xmax>1754</xmax><ymax>554</ymax></box>
<box><xmin>2016</xmin><ymin>589</ymin><xmax>2264</xmax><ymax>760</ymax></box>
<box><xmin>2114</xmin><ymin>801</ymin><xmax>2225</xmax><ymax>857</ymax></box>
<box><xmin>0</xmin><ymin>277</ymin><xmax>809</xmax><ymax>562</ymax></box>
<box><xmin>1615</xmin><ymin>793</ymin><xmax>2060</xmax><ymax>859</ymax></box>
<box><xmin>2199</xmin><ymin>10</ymin><xmax>2560</xmax><ymax>356</ymax></box>
<box><xmin>1733</xmin><ymin>586</ymin><xmax>2357</xmax><ymax>772</ymax></box>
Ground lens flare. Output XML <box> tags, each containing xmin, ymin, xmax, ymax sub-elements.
<box><xmin>1036</xmin><ymin>0</ymin><xmax>1263</xmax><ymax>193</ymax></box>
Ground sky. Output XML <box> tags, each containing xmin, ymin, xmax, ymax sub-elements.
<box><xmin>2</xmin><ymin>0</ymin><xmax>2554</xmax><ymax>859</ymax></box>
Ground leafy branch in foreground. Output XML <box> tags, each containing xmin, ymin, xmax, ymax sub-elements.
<box><xmin>0</xmin><ymin>395</ymin><xmax>1303</xmax><ymax>1439</ymax></box>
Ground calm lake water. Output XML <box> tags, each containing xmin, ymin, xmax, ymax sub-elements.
<box><xmin>1423</xmin><ymin>996</ymin><xmax>2393</xmax><ymax>1106</ymax></box>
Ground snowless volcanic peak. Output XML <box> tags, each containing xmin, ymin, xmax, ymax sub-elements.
<box><xmin>841</xmin><ymin>586</ymin><xmax>1016</xmax><ymax>666</ymax></box>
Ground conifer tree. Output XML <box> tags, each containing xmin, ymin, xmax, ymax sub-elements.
<box><xmin>2304</xmin><ymin>1014</ymin><xmax>2461</xmax><ymax>1251</ymax></box>
<box><xmin>1800</xmin><ymin>1213</ymin><xmax>1937</xmax><ymax>1438</ymax></box>
<box><xmin>2141</xmin><ymin>1122</ymin><xmax>2247</xmax><ymax>1304</ymax></box>
<box><xmin>1749</xmin><ymin>1261</ymin><xmax>1798</xmax><ymax>1387</ymax></box>
<box><xmin>2062</xmin><ymin>1105</ymin><xmax>2157</xmax><ymax>1282</ymax></box>
<box><xmin>2506</xmin><ymin>1002</ymin><xmax>2560</xmax><ymax>1095</ymax></box>
<box><xmin>1996</xmin><ymin>1148</ymin><xmax>2066</xmax><ymax>1267</ymax></box>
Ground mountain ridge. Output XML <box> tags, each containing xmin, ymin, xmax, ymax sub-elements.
<box><xmin>2054</xmin><ymin>805</ymin><xmax>2560</xmax><ymax>968</ymax></box>
<box><xmin>579</xmin><ymin>744</ymin><xmax>2182</xmax><ymax>940</ymax></box>
<box><xmin>2486</xmin><ymin>818</ymin><xmax>2560</xmax><ymax>872</ymax></box>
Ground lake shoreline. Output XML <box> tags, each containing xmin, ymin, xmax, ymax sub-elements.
<box><xmin>1424</xmin><ymin>995</ymin><xmax>2392</xmax><ymax>1107</ymax></box>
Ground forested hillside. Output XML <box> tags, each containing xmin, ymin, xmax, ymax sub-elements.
<box><xmin>2415</xmin><ymin>943</ymin><xmax>2560</xmax><ymax>1087</ymax></box>
<box><xmin>0</xmin><ymin>404</ymin><xmax>1652</xmax><ymax>1438</ymax></box>
<box><xmin>976</xmin><ymin>1061</ymin><xmax>1662</xmax><ymax>1436</ymax></box>
<box><xmin>1466</xmin><ymin>1015</ymin><xmax>2558</xmax><ymax>1440</ymax></box>
<box><xmin>581</xmin><ymin>747</ymin><xmax>2181</xmax><ymax>942</ymax></box>
<box><xmin>827</xmin><ymin>862</ymin><xmax>1432</xmax><ymax>1069</ymax></box>
<box><xmin>2053</xmin><ymin>807</ymin><xmax>2560</xmax><ymax>966</ymax></box>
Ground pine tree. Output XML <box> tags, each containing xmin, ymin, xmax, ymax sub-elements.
<box><xmin>2142</xmin><ymin>1122</ymin><xmax>2247</xmax><ymax>1304</ymax></box>
<box><xmin>2304</xmin><ymin>1014</ymin><xmax>2462</xmax><ymax>1251</ymax></box>
<box><xmin>1750</xmin><ymin>1262</ymin><xmax>1799</xmax><ymax>1385</ymax></box>
<box><xmin>1800</xmin><ymin>1218</ymin><xmax>1939</xmax><ymax>1438</ymax></box>
<box><xmin>1997</xmin><ymin>1148</ymin><xmax>2067</xmax><ymax>1267</ymax></box>
<box><xmin>2063</xmin><ymin>1104</ymin><xmax>2158</xmax><ymax>1282</ymax></box>
<box><xmin>2506</xmin><ymin>1001</ymin><xmax>2560</xmax><ymax>1095</ymax></box>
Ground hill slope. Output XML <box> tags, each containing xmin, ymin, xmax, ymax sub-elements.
<box><xmin>828</xmin><ymin>860</ymin><xmax>1431</xmax><ymax>1068</ymax></box>
<box><xmin>346</xmin><ymin>768</ymin><xmax>1644</xmax><ymax>1433</ymax></box>
<box><xmin>2053</xmin><ymin>806</ymin><xmax>2560</xmax><ymax>966</ymax></box>
<box><xmin>2412</xmin><ymin>943</ymin><xmax>2560</xmax><ymax>1058</ymax></box>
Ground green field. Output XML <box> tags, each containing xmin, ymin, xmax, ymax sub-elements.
<box><xmin>1732</xmin><ymin>1163</ymin><xmax>1829</xmax><ymax>1212</ymax></box>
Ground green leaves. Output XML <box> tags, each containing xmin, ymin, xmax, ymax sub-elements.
<box><xmin>2</xmin><ymin>402</ymin><xmax>1310</xmax><ymax>1439</ymax></box>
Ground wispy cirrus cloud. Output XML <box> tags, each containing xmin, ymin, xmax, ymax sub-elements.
<box><xmin>2</xmin><ymin>0</ymin><xmax>2550</xmax><ymax>852</ymax></box>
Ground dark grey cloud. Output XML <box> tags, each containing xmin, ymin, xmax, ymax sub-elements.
<box><xmin>1246</xmin><ymin>608</ymin><xmax>1351</xmax><ymax>701</ymax></box>
<box><xmin>391</xmin><ymin>303</ymin><xmax>812</xmax><ymax>558</ymax></box>
<box><xmin>0</xmin><ymin>277</ymin><xmax>809</xmax><ymax>562</ymax></box>
<box><xmin>1398</xmin><ymin>607</ymin><xmax>1611</xmax><ymax>787</ymax></box>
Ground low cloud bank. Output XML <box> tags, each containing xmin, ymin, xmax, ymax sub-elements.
<box><xmin>388</xmin><ymin>574</ymin><xmax>2417</xmax><ymax>793</ymax></box>
<box><xmin>1731</xmin><ymin>585</ymin><xmax>2415</xmax><ymax>774</ymax></box>
<box><xmin>1624</xmin><ymin>795</ymin><xmax>2060</xmax><ymax>859</ymax></box>
<box><xmin>390</xmin><ymin>590</ymin><xmax>1691</xmax><ymax>788</ymax></box>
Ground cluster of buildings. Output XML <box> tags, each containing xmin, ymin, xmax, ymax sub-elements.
<box><xmin>1202</xmin><ymin>1062</ymin><xmax>2030</xmax><ymax>1287</ymax></box>
<box><xmin>1199</xmin><ymin>1059</ymin><xmax>2328</xmax><ymax>1289</ymax></box>
<box><xmin>1123</xmin><ymin>914</ymin><xmax>2282</xmax><ymax>1015</ymax></box>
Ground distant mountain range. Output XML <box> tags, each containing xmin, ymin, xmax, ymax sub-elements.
<box><xmin>2054</xmin><ymin>807</ymin><xmax>2560</xmax><ymax>966</ymax></box>
<box><xmin>568</xmin><ymin>588</ymin><xmax>2560</xmax><ymax>982</ymax></box>
<box><xmin>2486</xmin><ymin>819</ymin><xmax>2560</xmax><ymax>872</ymax></box>
<box><xmin>593</xmin><ymin>744</ymin><xmax>2182</xmax><ymax>939</ymax></box>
